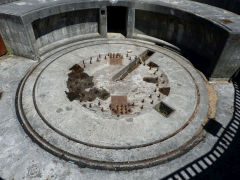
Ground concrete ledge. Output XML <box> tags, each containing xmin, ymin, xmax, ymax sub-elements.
<box><xmin>38</xmin><ymin>33</ymin><xmax>101</xmax><ymax>57</ymax></box>
<box><xmin>131</xmin><ymin>33</ymin><xmax>181</xmax><ymax>53</ymax></box>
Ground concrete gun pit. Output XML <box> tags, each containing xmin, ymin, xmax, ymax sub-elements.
<box><xmin>16</xmin><ymin>39</ymin><xmax>209</xmax><ymax>170</ymax></box>
<box><xmin>0</xmin><ymin>0</ymin><xmax>239</xmax><ymax>177</ymax></box>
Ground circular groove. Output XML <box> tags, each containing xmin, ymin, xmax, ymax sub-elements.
<box><xmin>16</xmin><ymin>39</ymin><xmax>208</xmax><ymax>170</ymax></box>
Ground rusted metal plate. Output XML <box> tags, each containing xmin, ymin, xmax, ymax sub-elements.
<box><xmin>0</xmin><ymin>34</ymin><xmax>6</xmax><ymax>56</ymax></box>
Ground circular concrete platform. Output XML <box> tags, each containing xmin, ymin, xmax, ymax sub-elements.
<box><xmin>16</xmin><ymin>39</ymin><xmax>209</xmax><ymax>170</ymax></box>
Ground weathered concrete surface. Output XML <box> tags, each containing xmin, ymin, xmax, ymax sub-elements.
<box><xmin>0</xmin><ymin>0</ymin><xmax>19</xmax><ymax>5</ymax></box>
<box><xmin>17</xmin><ymin>39</ymin><xmax>208</xmax><ymax>170</ymax></box>
<box><xmin>134</xmin><ymin>9</ymin><xmax>229</xmax><ymax>79</ymax></box>
<box><xmin>0</xmin><ymin>52</ymin><xmax>236</xmax><ymax>179</ymax></box>
<box><xmin>0</xmin><ymin>0</ymin><xmax>239</xmax><ymax>79</ymax></box>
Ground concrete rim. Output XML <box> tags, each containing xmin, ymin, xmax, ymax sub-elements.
<box><xmin>16</xmin><ymin>38</ymin><xmax>209</xmax><ymax>170</ymax></box>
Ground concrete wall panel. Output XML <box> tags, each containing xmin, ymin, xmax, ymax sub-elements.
<box><xmin>134</xmin><ymin>9</ymin><xmax>229</xmax><ymax>78</ymax></box>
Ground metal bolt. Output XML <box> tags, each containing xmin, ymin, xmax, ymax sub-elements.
<box><xmin>98</xmin><ymin>101</ymin><xmax>101</xmax><ymax>106</ymax></box>
<box><xmin>151</xmin><ymin>100</ymin><xmax>154</xmax><ymax>104</ymax></box>
<box><xmin>158</xmin><ymin>94</ymin><xmax>161</xmax><ymax>98</ymax></box>
<box><xmin>129</xmin><ymin>57</ymin><xmax>131</xmax><ymax>60</ymax></box>
<box><xmin>142</xmin><ymin>99</ymin><xmax>145</xmax><ymax>103</ymax></box>
<box><xmin>141</xmin><ymin>105</ymin><xmax>144</xmax><ymax>109</ymax></box>
<box><xmin>149</xmin><ymin>67</ymin><xmax>152</xmax><ymax>70</ymax></box>
<box><xmin>101</xmin><ymin>107</ymin><xmax>104</xmax><ymax>112</ymax></box>
<box><xmin>83</xmin><ymin>60</ymin><xmax>85</xmax><ymax>64</ymax></box>
<box><xmin>132</xmin><ymin>102</ymin><xmax>134</xmax><ymax>106</ymax></box>
<box><xmin>89</xmin><ymin>104</ymin><xmax>92</xmax><ymax>108</ymax></box>
<box><xmin>90</xmin><ymin>60</ymin><xmax>92</xmax><ymax>64</ymax></box>
<box><xmin>149</xmin><ymin>94</ymin><xmax>152</xmax><ymax>98</ymax></box>
<box><xmin>105</xmin><ymin>56</ymin><xmax>107</xmax><ymax>60</ymax></box>
<box><xmin>154</xmin><ymin>89</ymin><xmax>157</xmax><ymax>92</ymax></box>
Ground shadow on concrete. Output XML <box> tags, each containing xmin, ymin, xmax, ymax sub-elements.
<box><xmin>204</xmin><ymin>118</ymin><xmax>223</xmax><ymax>137</ymax></box>
<box><xmin>162</xmin><ymin>80</ymin><xmax>240</xmax><ymax>180</ymax></box>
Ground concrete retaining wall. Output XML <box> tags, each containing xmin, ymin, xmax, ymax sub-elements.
<box><xmin>33</xmin><ymin>9</ymin><xmax>99</xmax><ymax>49</ymax></box>
<box><xmin>134</xmin><ymin>9</ymin><xmax>228</xmax><ymax>78</ymax></box>
<box><xmin>0</xmin><ymin>0</ymin><xmax>239</xmax><ymax>80</ymax></box>
<box><xmin>0</xmin><ymin>15</ymin><xmax>35</xmax><ymax>58</ymax></box>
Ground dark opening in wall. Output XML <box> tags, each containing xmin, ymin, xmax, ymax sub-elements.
<box><xmin>32</xmin><ymin>9</ymin><xmax>99</xmax><ymax>39</ymax></box>
<box><xmin>101</xmin><ymin>10</ymin><xmax>106</xmax><ymax>15</ymax></box>
<box><xmin>107</xmin><ymin>6</ymin><xmax>127</xmax><ymax>35</ymax></box>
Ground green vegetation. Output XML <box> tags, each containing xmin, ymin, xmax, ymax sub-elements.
<box><xmin>7</xmin><ymin>50</ymin><xmax>14</xmax><ymax>55</ymax></box>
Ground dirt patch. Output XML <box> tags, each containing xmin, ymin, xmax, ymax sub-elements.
<box><xmin>159</xmin><ymin>87</ymin><xmax>170</xmax><ymax>96</ymax></box>
<box><xmin>65</xmin><ymin>64</ymin><xmax>110</xmax><ymax>102</ymax></box>
<box><xmin>206</xmin><ymin>83</ymin><xmax>218</xmax><ymax>119</ymax></box>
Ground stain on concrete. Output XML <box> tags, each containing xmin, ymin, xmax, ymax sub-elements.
<box><xmin>65</xmin><ymin>106</ymin><xmax>72</xmax><ymax>111</ymax></box>
<box><xmin>56</xmin><ymin>108</ymin><xmax>63</xmax><ymax>113</ymax></box>
<box><xmin>126</xmin><ymin>118</ymin><xmax>133</xmax><ymax>122</ymax></box>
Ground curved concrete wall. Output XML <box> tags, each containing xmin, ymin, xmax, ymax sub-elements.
<box><xmin>0</xmin><ymin>0</ymin><xmax>239</xmax><ymax>80</ymax></box>
<box><xmin>134</xmin><ymin>9</ymin><xmax>228</xmax><ymax>77</ymax></box>
<box><xmin>32</xmin><ymin>8</ymin><xmax>99</xmax><ymax>49</ymax></box>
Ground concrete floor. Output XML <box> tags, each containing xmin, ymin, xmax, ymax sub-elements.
<box><xmin>0</xmin><ymin>44</ymin><xmax>236</xmax><ymax>179</ymax></box>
